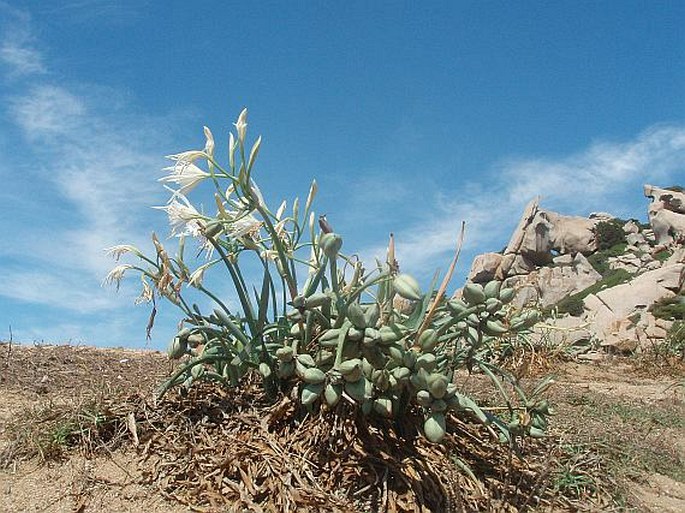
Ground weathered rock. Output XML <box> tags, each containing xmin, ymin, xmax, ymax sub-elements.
<box><xmin>583</xmin><ymin>264</ymin><xmax>685</xmax><ymax>347</ymax></box>
<box><xmin>600</xmin><ymin>318</ymin><xmax>639</xmax><ymax>353</ymax></box>
<box><xmin>665</xmin><ymin>247</ymin><xmax>685</xmax><ymax>265</ymax></box>
<box><xmin>528</xmin><ymin>315</ymin><xmax>592</xmax><ymax>347</ymax></box>
<box><xmin>644</xmin><ymin>185</ymin><xmax>685</xmax><ymax>214</ymax></box>
<box><xmin>468</xmin><ymin>252</ymin><xmax>502</xmax><ymax>283</ymax></box>
<box><xmin>626</xmin><ymin>232</ymin><xmax>645</xmax><ymax>246</ymax></box>
<box><xmin>644</xmin><ymin>184</ymin><xmax>685</xmax><ymax>244</ymax></box>
<box><xmin>518</xmin><ymin>210</ymin><xmax>598</xmax><ymax>264</ymax></box>
<box><xmin>623</xmin><ymin>220</ymin><xmax>640</xmax><ymax>234</ymax></box>
<box><xmin>505</xmin><ymin>252</ymin><xmax>602</xmax><ymax>308</ymax></box>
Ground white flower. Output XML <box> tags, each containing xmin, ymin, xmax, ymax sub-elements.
<box><xmin>228</xmin><ymin>213</ymin><xmax>262</xmax><ymax>238</ymax></box>
<box><xmin>305</xmin><ymin>179</ymin><xmax>318</xmax><ymax>213</ymax></box>
<box><xmin>104</xmin><ymin>244</ymin><xmax>139</xmax><ymax>261</ymax></box>
<box><xmin>102</xmin><ymin>264</ymin><xmax>134</xmax><ymax>290</ymax></box>
<box><xmin>188</xmin><ymin>262</ymin><xmax>212</xmax><ymax>288</ymax></box>
<box><xmin>164</xmin><ymin>150</ymin><xmax>208</xmax><ymax>163</ymax></box>
<box><xmin>234</xmin><ymin>108</ymin><xmax>248</xmax><ymax>143</ymax></box>
<box><xmin>154</xmin><ymin>194</ymin><xmax>206</xmax><ymax>237</ymax></box>
<box><xmin>159</xmin><ymin>160</ymin><xmax>210</xmax><ymax>195</ymax></box>
<box><xmin>275</xmin><ymin>200</ymin><xmax>287</xmax><ymax>220</ymax></box>
<box><xmin>228</xmin><ymin>132</ymin><xmax>236</xmax><ymax>168</ymax></box>
<box><xmin>203</xmin><ymin>126</ymin><xmax>215</xmax><ymax>158</ymax></box>
<box><xmin>249</xmin><ymin>180</ymin><xmax>265</xmax><ymax>208</ymax></box>
<box><xmin>135</xmin><ymin>277</ymin><xmax>154</xmax><ymax>304</ymax></box>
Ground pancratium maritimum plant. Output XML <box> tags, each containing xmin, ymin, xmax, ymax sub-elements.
<box><xmin>106</xmin><ymin>108</ymin><xmax>553</xmax><ymax>444</ymax></box>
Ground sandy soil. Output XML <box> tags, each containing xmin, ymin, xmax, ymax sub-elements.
<box><xmin>1</xmin><ymin>343</ymin><xmax>683</xmax><ymax>512</ymax></box>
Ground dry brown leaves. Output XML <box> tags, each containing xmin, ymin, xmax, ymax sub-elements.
<box><xmin>120</xmin><ymin>378</ymin><xmax>558</xmax><ymax>513</ymax></box>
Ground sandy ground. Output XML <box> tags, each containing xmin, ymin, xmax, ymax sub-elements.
<box><xmin>1</xmin><ymin>343</ymin><xmax>683</xmax><ymax>512</ymax></box>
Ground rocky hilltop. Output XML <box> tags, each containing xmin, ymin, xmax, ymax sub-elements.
<box><xmin>462</xmin><ymin>184</ymin><xmax>685</xmax><ymax>354</ymax></box>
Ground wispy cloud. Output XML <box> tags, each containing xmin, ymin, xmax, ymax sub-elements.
<box><xmin>0</xmin><ymin>3</ymin><xmax>46</xmax><ymax>77</ymax></box>
<box><xmin>0</xmin><ymin>7</ymin><xmax>172</xmax><ymax>318</ymax></box>
<box><xmin>368</xmin><ymin>124</ymin><xmax>685</xmax><ymax>280</ymax></box>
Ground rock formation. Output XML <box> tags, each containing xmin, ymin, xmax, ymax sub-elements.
<box><xmin>462</xmin><ymin>184</ymin><xmax>685</xmax><ymax>354</ymax></box>
<box><xmin>644</xmin><ymin>184</ymin><xmax>685</xmax><ymax>245</ymax></box>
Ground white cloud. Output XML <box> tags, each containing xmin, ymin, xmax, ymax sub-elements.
<box><xmin>0</xmin><ymin>3</ymin><xmax>46</xmax><ymax>77</ymax></box>
<box><xmin>0</xmin><ymin>9</ymin><xmax>172</xmax><ymax>316</ymax></box>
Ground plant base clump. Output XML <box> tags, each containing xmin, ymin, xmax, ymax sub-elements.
<box><xmin>131</xmin><ymin>379</ymin><xmax>556</xmax><ymax>513</ymax></box>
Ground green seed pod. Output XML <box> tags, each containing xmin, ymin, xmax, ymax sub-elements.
<box><xmin>362</xmin><ymin>335</ymin><xmax>376</xmax><ymax>348</ymax></box>
<box><xmin>411</xmin><ymin>368</ymin><xmax>430</xmax><ymax>390</ymax></box>
<box><xmin>290</xmin><ymin>323</ymin><xmax>303</xmax><ymax>338</ymax></box>
<box><xmin>258</xmin><ymin>362</ymin><xmax>272</xmax><ymax>378</ymax></box>
<box><xmin>498</xmin><ymin>287</ymin><xmax>516</xmax><ymax>304</ymax></box>
<box><xmin>364</xmin><ymin>328</ymin><xmax>380</xmax><ymax>343</ymax></box>
<box><xmin>186</xmin><ymin>333</ymin><xmax>205</xmax><ymax>348</ymax></box>
<box><xmin>466</xmin><ymin>313</ymin><xmax>480</xmax><ymax>327</ymax></box>
<box><xmin>485</xmin><ymin>297</ymin><xmax>503</xmax><ymax>313</ymax></box>
<box><xmin>339</xmin><ymin>359</ymin><xmax>363</xmax><ymax>382</ymax></box>
<box><xmin>296</xmin><ymin>354</ymin><xmax>316</xmax><ymax>368</ymax></box>
<box><xmin>386</xmin><ymin>345</ymin><xmax>404</xmax><ymax>365</ymax></box>
<box><xmin>415</xmin><ymin>353</ymin><xmax>437</xmax><ymax>372</ymax></box>
<box><xmin>191</xmin><ymin>364</ymin><xmax>204</xmax><ymax>379</ymax></box>
<box><xmin>301</xmin><ymin>382</ymin><xmax>324</xmax><ymax>406</ymax></box>
<box><xmin>291</xmin><ymin>295</ymin><xmax>306</xmax><ymax>309</ymax></box>
<box><xmin>424</xmin><ymin>413</ymin><xmax>447</xmax><ymax>443</ymax></box>
<box><xmin>391</xmin><ymin>366</ymin><xmax>411</xmax><ymax>382</ymax></box>
<box><xmin>416</xmin><ymin>389</ymin><xmax>432</xmax><ymax>407</ymax></box>
<box><xmin>361</xmin><ymin>358</ymin><xmax>374</xmax><ymax>377</ymax></box>
<box><xmin>319</xmin><ymin>328</ymin><xmax>341</xmax><ymax>347</ymax></box>
<box><xmin>533</xmin><ymin>399</ymin><xmax>552</xmax><ymax>416</ymax></box>
<box><xmin>324</xmin><ymin>383</ymin><xmax>342</xmax><ymax>407</ymax></box>
<box><xmin>427</xmin><ymin>373</ymin><xmax>448</xmax><ymax>399</ymax></box>
<box><xmin>286</xmin><ymin>309</ymin><xmax>304</xmax><ymax>323</ymax></box>
<box><xmin>345</xmin><ymin>377</ymin><xmax>370</xmax><ymax>402</ymax></box>
<box><xmin>447</xmin><ymin>299</ymin><xmax>469</xmax><ymax>314</ymax></box>
<box><xmin>347</xmin><ymin>327</ymin><xmax>364</xmax><ymax>342</ymax></box>
<box><xmin>320</xmin><ymin>233</ymin><xmax>343</xmax><ymax>258</ymax></box>
<box><xmin>403</xmin><ymin>349</ymin><xmax>417</xmax><ymax>369</ymax></box>
<box><xmin>304</xmin><ymin>292</ymin><xmax>331</xmax><ymax>309</ymax></box>
<box><xmin>364</xmin><ymin>303</ymin><xmax>380</xmax><ymax>328</ymax></box>
<box><xmin>373</xmin><ymin>369</ymin><xmax>390</xmax><ymax>391</ymax></box>
<box><xmin>276</xmin><ymin>346</ymin><xmax>294</xmax><ymax>361</ymax></box>
<box><xmin>455</xmin><ymin>321</ymin><xmax>468</xmax><ymax>331</ymax></box>
<box><xmin>528</xmin><ymin>426</ymin><xmax>546</xmax><ymax>438</ymax></box>
<box><xmin>373</xmin><ymin>397</ymin><xmax>393</xmax><ymax>418</ymax></box>
<box><xmin>462</xmin><ymin>283</ymin><xmax>486</xmax><ymax>306</ymax></box>
<box><xmin>302</xmin><ymin>367</ymin><xmax>326</xmax><ymax>384</ymax></box>
<box><xmin>431</xmin><ymin>399</ymin><xmax>447</xmax><ymax>413</ymax></box>
<box><xmin>379</xmin><ymin>325</ymin><xmax>403</xmax><ymax>345</ymax></box>
<box><xmin>393</xmin><ymin>274</ymin><xmax>422</xmax><ymax>301</ymax></box>
<box><xmin>339</xmin><ymin>358</ymin><xmax>361</xmax><ymax>374</ymax></box>
<box><xmin>483</xmin><ymin>319</ymin><xmax>508</xmax><ymax>336</ymax></box>
<box><xmin>314</xmin><ymin>350</ymin><xmax>335</xmax><ymax>367</ymax></box>
<box><xmin>347</xmin><ymin>302</ymin><xmax>367</xmax><ymax>329</ymax></box>
<box><xmin>418</xmin><ymin>329</ymin><xmax>438</xmax><ymax>352</ymax></box>
<box><xmin>167</xmin><ymin>337</ymin><xmax>187</xmax><ymax>359</ymax></box>
<box><xmin>483</xmin><ymin>280</ymin><xmax>501</xmax><ymax>299</ymax></box>
<box><xmin>277</xmin><ymin>360</ymin><xmax>295</xmax><ymax>378</ymax></box>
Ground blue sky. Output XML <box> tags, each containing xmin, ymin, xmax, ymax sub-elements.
<box><xmin>1</xmin><ymin>1</ymin><xmax>684</xmax><ymax>350</ymax></box>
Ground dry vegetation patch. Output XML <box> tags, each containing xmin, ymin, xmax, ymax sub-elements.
<box><xmin>2</xmin><ymin>343</ymin><xmax>684</xmax><ymax>512</ymax></box>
